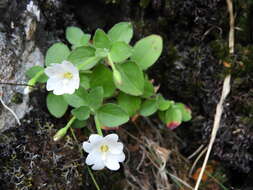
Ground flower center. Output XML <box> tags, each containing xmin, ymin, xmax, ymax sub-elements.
<box><xmin>100</xmin><ymin>145</ymin><xmax>109</xmax><ymax>152</ymax></box>
<box><xmin>63</xmin><ymin>72</ymin><xmax>73</xmax><ymax>79</ymax></box>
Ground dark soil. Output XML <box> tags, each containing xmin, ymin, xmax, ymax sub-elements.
<box><xmin>1</xmin><ymin>0</ymin><xmax>253</xmax><ymax>189</ymax></box>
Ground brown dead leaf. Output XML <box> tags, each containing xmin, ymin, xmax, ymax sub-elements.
<box><xmin>192</xmin><ymin>165</ymin><xmax>214</xmax><ymax>182</ymax></box>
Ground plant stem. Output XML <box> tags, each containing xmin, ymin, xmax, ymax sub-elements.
<box><xmin>66</xmin><ymin>116</ymin><xmax>76</xmax><ymax>130</ymax></box>
<box><xmin>107</xmin><ymin>54</ymin><xmax>115</xmax><ymax>70</ymax></box>
<box><xmin>28</xmin><ymin>69</ymin><xmax>44</xmax><ymax>86</ymax></box>
<box><xmin>94</xmin><ymin>116</ymin><xmax>103</xmax><ymax>136</ymax></box>
<box><xmin>87</xmin><ymin>166</ymin><xmax>101</xmax><ymax>190</ymax></box>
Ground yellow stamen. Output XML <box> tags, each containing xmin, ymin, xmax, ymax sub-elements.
<box><xmin>100</xmin><ymin>145</ymin><xmax>109</xmax><ymax>152</ymax></box>
<box><xmin>63</xmin><ymin>72</ymin><xmax>73</xmax><ymax>79</ymax></box>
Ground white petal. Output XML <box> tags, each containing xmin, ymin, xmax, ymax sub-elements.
<box><xmin>89</xmin><ymin>134</ymin><xmax>103</xmax><ymax>143</ymax></box>
<box><xmin>105</xmin><ymin>154</ymin><xmax>120</xmax><ymax>171</ymax></box>
<box><xmin>46</xmin><ymin>77</ymin><xmax>61</xmax><ymax>91</ymax></box>
<box><xmin>68</xmin><ymin>78</ymin><xmax>80</xmax><ymax>91</ymax></box>
<box><xmin>72</xmin><ymin>76</ymin><xmax>80</xmax><ymax>89</ymax></box>
<box><xmin>108</xmin><ymin>142</ymin><xmax>123</xmax><ymax>154</ymax></box>
<box><xmin>107</xmin><ymin>152</ymin><xmax>125</xmax><ymax>162</ymax></box>
<box><xmin>116</xmin><ymin>152</ymin><xmax>125</xmax><ymax>162</ymax></box>
<box><xmin>91</xmin><ymin>162</ymin><xmax>105</xmax><ymax>170</ymax></box>
<box><xmin>86</xmin><ymin>151</ymin><xmax>105</xmax><ymax>170</ymax></box>
<box><xmin>104</xmin><ymin>134</ymin><xmax>119</xmax><ymax>142</ymax></box>
<box><xmin>44</xmin><ymin>64</ymin><xmax>62</xmax><ymax>77</ymax></box>
<box><xmin>83</xmin><ymin>142</ymin><xmax>93</xmax><ymax>153</ymax></box>
<box><xmin>52</xmin><ymin>87</ymin><xmax>66</xmax><ymax>95</ymax></box>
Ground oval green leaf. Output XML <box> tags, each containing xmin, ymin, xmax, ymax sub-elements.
<box><xmin>115</xmin><ymin>62</ymin><xmax>144</xmax><ymax>96</ymax></box>
<box><xmin>109</xmin><ymin>41</ymin><xmax>132</xmax><ymax>63</ymax></box>
<box><xmin>165</xmin><ymin>107</ymin><xmax>182</xmax><ymax>129</ymax></box>
<box><xmin>46</xmin><ymin>93</ymin><xmax>68</xmax><ymax>118</ymax></box>
<box><xmin>90</xmin><ymin>64</ymin><xmax>116</xmax><ymax>98</ymax></box>
<box><xmin>139</xmin><ymin>98</ymin><xmax>158</xmax><ymax>117</ymax></box>
<box><xmin>97</xmin><ymin>103</ymin><xmax>129</xmax><ymax>127</ymax></box>
<box><xmin>93</xmin><ymin>29</ymin><xmax>111</xmax><ymax>49</ymax></box>
<box><xmin>108</xmin><ymin>22</ymin><xmax>133</xmax><ymax>44</ymax></box>
<box><xmin>71</xmin><ymin>106</ymin><xmax>90</xmax><ymax>120</ymax></box>
<box><xmin>63</xmin><ymin>87</ymin><xmax>89</xmax><ymax>108</ymax></box>
<box><xmin>174</xmin><ymin>103</ymin><xmax>192</xmax><ymax>122</ymax></box>
<box><xmin>87</xmin><ymin>87</ymin><xmax>104</xmax><ymax>111</ymax></box>
<box><xmin>45</xmin><ymin>43</ymin><xmax>70</xmax><ymax>66</ymax></box>
<box><xmin>66</xmin><ymin>26</ymin><xmax>84</xmax><ymax>45</ymax></box>
<box><xmin>117</xmin><ymin>92</ymin><xmax>141</xmax><ymax>116</ymax></box>
<box><xmin>131</xmin><ymin>35</ymin><xmax>163</xmax><ymax>70</ymax></box>
<box><xmin>67</xmin><ymin>46</ymin><xmax>95</xmax><ymax>66</ymax></box>
<box><xmin>156</xmin><ymin>94</ymin><xmax>173</xmax><ymax>111</ymax></box>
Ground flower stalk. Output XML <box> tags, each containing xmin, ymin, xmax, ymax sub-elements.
<box><xmin>53</xmin><ymin>116</ymin><xmax>76</xmax><ymax>141</ymax></box>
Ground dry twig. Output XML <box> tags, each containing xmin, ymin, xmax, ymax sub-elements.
<box><xmin>193</xmin><ymin>0</ymin><xmax>234</xmax><ymax>189</ymax></box>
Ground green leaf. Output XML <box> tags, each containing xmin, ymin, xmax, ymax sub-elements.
<box><xmin>45</xmin><ymin>43</ymin><xmax>70</xmax><ymax>66</ymax></box>
<box><xmin>80</xmin><ymin>34</ymin><xmax>91</xmax><ymax>45</ymax></box>
<box><xmin>87</xmin><ymin>87</ymin><xmax>104</xmax><ymax>110</ymax></box>
<box><xmin>72</xmin><ymin>34</ymin><xmax>91</xmax><ymax>49</ymax></box>
<box><xmin>158</xmin><ymin>111</ymin><xmax>166</xmax><ymax>123</ymax></box>
<box><xmin>131</xmin><ymin>35</ymin><xmax>163</xmax><ymax>70</ymax></box>
<box><xmin>80</xmin><ymin>74</ymin><xmax>90</xmax><ymax>90</ymax></box>
<box><xmin>97</xmin><ymin>103</ymin><xmax>129</xmax><ymax>127</ymax></box>
<box><xmin>93</xmin><ymin>29</ymin><xmax>111</xmax><ymax>49</ymax></box>
<box><xmin>72</xmin><ymin>119</ymin><xmax>87</xmax><ymax>128</ymax></box>
<box><xmin>174</xmin><ymin>103</ymin><xmax>192</xmax><ymax>122</ymax></box>
<box><xmin>95</xmin><ymin>48</ymin><xmax>109</xmax><ymax>58</ymax></box>
<box><xmin>156</xmin><ymin>94</ymin><xmax>173</xmax><ymax>111</ymax></box>
<box><xmin>25</xmin><ymin>66</ymin><xmax>48</xmax><ymax>83</ymax></box>
<box><xmin>71</xmin><ymin>106</ymin><xmax>90</xmax><ymax>120</ymax></box>
<box><xmin>66</xmin><ymin>26</ymin><xmax>84</xmax><ymax>45</ymax></box>
<box><xmin>79</xmin><ymin>56</ymin><xmax>102</xmax><ymax>70</ymax></box>
<box><xmin>139</xmin><ymin>98</ymin><xmax>158</xmax><ymax>117</ymax></box>
<box><xmin>67</xmin><ymin>46</ymin><xmax>95</xmax><ymax>66</ymax></box>
<box><xmin>108</xmin><ymin>22</ymin><xmax>133</xmax><ymax>44</ymax></box>
<box><xmin>115</xmin><ymin>62</ymin><xmax>144</xmax><ymax>96</ymax></box>
<box><xmin>109</xmin><ymin>41</ymin><xmax>132</xmax><ymax>63</ymax></box>
<box><xmin>142</xmin><ymin>77</ymin><xmax>155</xmax><ymax>98</ymax></box>
<box><xmin>47</xmin><ymin>93</ymin><xmax>68</xmax><ymax>118</ymax></box>
<box><xmin>63</xmin><ymin>87</ymin><xmax>88</xmax><ymax>108</ymax></box>
<box><xmin>117</xmin><ymin>92</ymin><xmax>141</xmax><ymax>116</ymax></box>
<box><xmin>165</xmin><ymin>106</ymin><xmax>182</xmax><ymax>129</ymax></box>
<box><xmin>90</xmin><ymin>64</ymin><xmax>116</xmax><ymax>98</ymax></box>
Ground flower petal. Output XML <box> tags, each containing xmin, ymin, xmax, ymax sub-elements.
<box><xmin>104</xmin><ymin>134</ymin><xmax>119</xmax><ymax>142</ymax></box>
<box><xmin>83</xmin><ymin>142</ymin><xmax>93</xmax><ymax>153</ymax></box>
<box><xmin>107</xmin><ymin>152</ymin><xmax>125</xmax><ymax>163</ymax></box>
<box><xmin>46</xmin><ymin>77</ymin><xmax>61</xmax><ymax>91</ymax></box>
<box><xmin>89</xmin><ymin>134</ymin><xmax>103</xmax><ymax>143</ymax></box>
<box><xmin>108</xmin><ymin>142</ymin><xmax>123</xmax><ymax>154</ymax></box>
<box><xmin>45</xmin><ymin>64</ymin><xmax>63</xmax><ymax>77</ymax></box>
<box><xmin>116</xmin><ymin>152</ymin><xmax>125</xmax><ymax>162</ymax></box>
<box><xmin>105</xmin><ymin>154</ymin><xmax>121</xmax><ymax>171</ymax></box>
<box><xmin>86</xmin><ymin>151</ymin><xmax>105</xmax><ymax>170</ymax></box>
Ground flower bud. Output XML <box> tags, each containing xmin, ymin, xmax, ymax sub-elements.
<box><xmin>113</xmin><ymin>69</ymin><xmax>122</xmax><ymax>85</ymax></box>
<box><xmin>53</xmin><ymin>127</ymin><xmax>68</xmax><ymax>141</ymax></box>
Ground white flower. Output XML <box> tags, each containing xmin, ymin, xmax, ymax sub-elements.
<box><xmin>83</xmin><ymin>134</ymin><xmax>125</xmax><ymax>171</ymax></box>
<box><xmin>45</xmin><ymin>61</ymin><xmax>80</xmax><ymax>95</ymax></box>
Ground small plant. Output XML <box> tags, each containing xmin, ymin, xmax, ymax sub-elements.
<box><xmin>25</xmin><ymin>22</ymin><xmax>191</xmax><ymax>170</ymax></box>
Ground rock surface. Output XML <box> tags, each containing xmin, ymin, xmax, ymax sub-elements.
<box><xmin>0</xmin><ymin>0</ymin><xmax>43</xmax><ymax>132</ymax></box>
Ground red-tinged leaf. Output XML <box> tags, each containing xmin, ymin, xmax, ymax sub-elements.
<box><xmin>166</xmin><ymin>121</ymin><xmax>181</xmax><ymax>130</ymax></box>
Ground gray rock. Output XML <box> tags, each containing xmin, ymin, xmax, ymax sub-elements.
<box><xmin>0</xmin><ymin>1</ymin><xmax>44</xmax><ymax>132</ymax></box>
